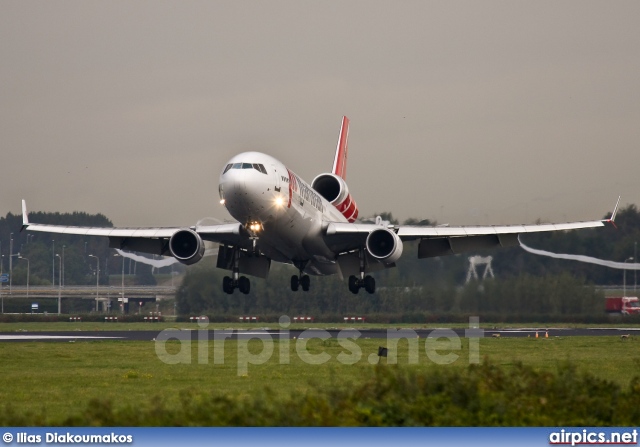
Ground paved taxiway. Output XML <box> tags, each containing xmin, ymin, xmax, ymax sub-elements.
<box><xmin>1</xmin><ymin>327</ymin><xmax>639</xmax><ymax>342</ymax></box>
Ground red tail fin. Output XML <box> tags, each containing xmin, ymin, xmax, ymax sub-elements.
<box><xmin>332</xmin><ymin>116</ymin><xmax>350</xmax><ymax>180</ymax></box>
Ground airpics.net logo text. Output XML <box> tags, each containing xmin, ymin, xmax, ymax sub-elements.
<box><xmin>549</xmin><ymin>429</ymin><xmax>638</xmax><ymax>446</ymax></box>
<box><xmin>154</xmin><ymin>316</ymin><xmax>483</xmax><ymax>375</ymax></box>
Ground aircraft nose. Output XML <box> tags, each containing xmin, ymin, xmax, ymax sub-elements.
<box><xmin>220</xmin><ymin>162</ymin><xmax>280</xmax><ymax>220</ymax></box>
<box><xmin>220</xmin><ymin>165</ymin><xmax>272</xmax><ymax>218</ymax></box>
<box><xmin>220</xmin><ymin>169</ymin><xmax>247</xmax><ymax>201</ymax></box>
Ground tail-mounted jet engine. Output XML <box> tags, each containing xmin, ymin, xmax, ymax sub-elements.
<box><xmin>169</xmin><ymin>229</ymin><xmax>205</xmax><ymax>265</ymax></box>
<box><xmin>366</xmin><ymin>228</ymin><xmax>403</xmax><ymax>264</ymax></box>
<box><xmin>311</xmin><ymin>173</ymin><xmax>358</xmax><ymax>222</ymax></box>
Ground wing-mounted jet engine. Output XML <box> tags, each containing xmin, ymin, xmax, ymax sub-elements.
<box><xmin>366</xmin><ymin>228</ymin><xmax>403</xmax><ymax>264</ymax></box>
<box><xmin>169</xmin><ymin>229</ymin><xmax>206</xmax><ymax>265</ymax></box>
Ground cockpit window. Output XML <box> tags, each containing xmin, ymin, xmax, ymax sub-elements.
<box><xmin>223</xmin><ymin>162</ymin><xmax>268</xmax><ymax>175</ymax></box>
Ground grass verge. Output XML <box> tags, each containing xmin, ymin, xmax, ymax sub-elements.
<box><xmin>0</xmin><ymin>336</ymin><xmax>639</xmax><ymax>425</ymax></box>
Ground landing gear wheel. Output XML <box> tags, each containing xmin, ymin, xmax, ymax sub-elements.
<box><xmin>363</xmin><ymin>275</ymin><xmax>376</xmax><ymax>294</ymax></box>
<box><xmin>238</xmin><ymin>276</ymin><xmax>250</xmax><ymax>295</ymax></box>
<box><xmin>291</xmin><ymin>275</ymin><xmax>300</xmax><ymax>292</ymax></box>
<box><xmin>348</xmin><ymin>275</ymin><xmax>360</xmax><ymax>294</ymax></box>
<box><xmin>222</xmin><ymin>276</ymin><xmax>234</xmax><ymax>294</ymax></box>
<box><xmin>300</xmin><ymin>275</ymin><xmax>310</xmax><ymax>291</ymax></box>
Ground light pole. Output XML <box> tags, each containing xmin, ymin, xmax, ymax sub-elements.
<box><xmin>56</xmin><ymin>254</ymin><xmax>62</xmax><ymax>314</ymax></box>
<box><xmin>9</xmin><ymin>233</ymin><xmax>13</xmax><ymax>294</ymax></box>
<box><xmin>114</xmin><ymin>253</ymin><xmax>125</xmax><ymax>314</ymax></box>
<box><xmin>623</xmin><ymin>257</ymin><xmax>634</xmax><ymax>297</ymax></box>
<box><xmin>18</xmin><ymin>256</ymin><xmax>29</xmax><ymax>300</ymax></box>
<box><xmin>62</xmin><ymin>245</ymin><xmax>65</xmax><ymax>288</ymax></box>
<box><xmin>635</xmin><ymin>242</ymin><xmax>637</xmax><ymax>293</ymax></box>
<box><xmin>1</xmin><ymin>254</ymin><xmax>3</xmax><ymax>314</ymax></box>
<box><xmin>52</xmin><ymin>239</ymin><xmax>55</xmax><ymax>286</ymax></box>
<box><xmin>89</xmin><ymin>254</ymin><xmax>99</xmax><ymax>312</ymax></box>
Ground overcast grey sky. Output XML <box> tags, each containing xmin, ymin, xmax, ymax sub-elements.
<box><xmin>1</xmin><ymin>1</ymin><xmax>638</xmax><ymax>227</ymax></box>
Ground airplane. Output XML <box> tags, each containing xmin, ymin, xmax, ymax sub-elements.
<box><xmin>21</xmin><ymin>116</ymin><xmax>619</xmax><ymax>295</ymax></box>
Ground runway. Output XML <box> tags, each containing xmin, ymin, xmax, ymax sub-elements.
<box><xmin>1</xmin><ymin>327</ymin><xmax>639</xmax><ymax>342</ymax></box>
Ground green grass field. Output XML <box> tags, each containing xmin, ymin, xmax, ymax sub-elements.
<box><xmin>1</xmin><ymin>334</ymin><xmax>639</xmax><ymax>425</ymax></box>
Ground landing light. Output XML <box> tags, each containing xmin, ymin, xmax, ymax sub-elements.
<box><xmin>219</xmin><ymin>199</ymin><xmax>226</xmax><ymax>205</ymax></box>
<box><xmin>248</xmin><ymin>222</ymin><xmax>262</xmax><ymax>232</ymax></box>
<box><xmin>274</xmin><ymin>196</ymin><xmax>285</xmax><ymax>207</ymax></box>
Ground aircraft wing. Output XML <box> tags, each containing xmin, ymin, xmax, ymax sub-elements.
<box><xmin>324</xmin><ymin>198</ymin><xmax>619</xmax><ymax>258</ymax></box>
<box><xmin>21</xmin><ymin>200</ymin><xmax>245</xmax><ymax>256</ymax></box>
<box><xmin>396</xmin><ymin>219</ymin><xmax>608</xmax><ymax>258</ymax></box>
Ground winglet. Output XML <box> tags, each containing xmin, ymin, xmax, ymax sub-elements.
<box><xmin>605</xmin><ymin>196</ymin><xmax>621</xmax><ymax>228</ymax></box>
<box><xmin>331</xmin><ymin>116</ymin><xmax>350</xmax><ymax>180</ymax></box>
<box><xmin>21</xmin><ymin>199</ymin><xmax>29</xmax><ymax>230</ymax></box>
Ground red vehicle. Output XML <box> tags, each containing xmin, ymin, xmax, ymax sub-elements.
<box><xmin>605</xmin><ymin>297</ymin><xmax>640</xmax><ymax>315</ymax></box>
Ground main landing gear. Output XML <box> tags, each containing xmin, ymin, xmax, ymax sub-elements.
<box><xmin>223</xmin><ymin>275</ymin><xmax>250</xmax><ymax>295</ymax></box>
<box><xmin>348</xmin><ymin>275</ymin><xmax>375</xmax><ymax>294</ymax></box>
<box><xmin>291</xmin><ymin>274</ymin><xmax>310</xmax><ymax>292</ymax></box>
<box><xmin>291</xmin><ymin>261</ymin><xmax>310</xmax><ymax>292</ymax></box>
<box><xmin>348</xmin><ymin>247</ymin><xmax>375</xmax><ymax>294</ymax></box>
<box><xmin>221</xmin><ymin>246</ymin><xmax>251</xmax><ymax>295</ymax></box>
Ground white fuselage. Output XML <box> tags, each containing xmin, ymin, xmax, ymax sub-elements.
<box><xmin>218</xmin><ymin>152</ymin><xmax>347</xmax><ymax>275</ymax></box>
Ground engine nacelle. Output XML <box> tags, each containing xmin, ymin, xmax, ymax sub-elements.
<box><xmin>366</xmin><ymin>228</ymin><xmax>403</xmax><ymax>264</ymax></box>
<box><xmin>311</xmin><ymin>173</ymin><xmax>359</xmax><ymax>222</ymax></box>
<box><xmin>169</xmin><ymin>229</ymin><xmax>206</xmax><ymax>265</ymax></box>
